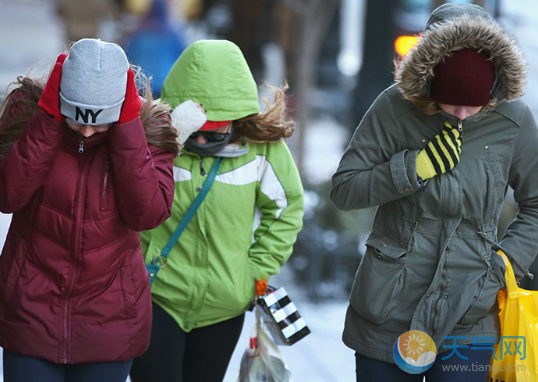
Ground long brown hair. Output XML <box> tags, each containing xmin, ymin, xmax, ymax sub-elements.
<box><xmin>0</xmin><ymin>75</ymin><xmax>43</xmax><ymax>159</ymax></box>
<box><xmin>136</xmin><ymin>70</ymin><xmax>180</xmax><ymax>156</ymax></box>
<box><xmin>0</xmin><ymin>65</ymin><xmax>180</xmax><ymax>159</ymax></box>
<box><xmin>232</xmin><ymin>82</ymin><xmax>295</xmax><ymax>143</ymax></box>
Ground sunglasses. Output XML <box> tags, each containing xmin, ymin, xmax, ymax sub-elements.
<box><xmin>190</xmin><ymin>131</ymin><xmax>231</xmax><ymax>142</ymax></box>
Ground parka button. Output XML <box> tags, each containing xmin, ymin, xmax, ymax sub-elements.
<box><xmin>444</xmin><ymin>295</ymin><xmax>448</xmax><ymax>299</ymax></box>
<box><xmin>403</xmin><ymin>188</ymin><xmax>410</xmax><ymax>193</ymax></box>
<box><xmin>485</xmin><ymin>145</ymin><xmax>489</xmax><ymax>150</ymax></box>
<box><xmin>196</xmin><ymin>186</ymin><xmax>202</xmax><ymax>192</ymax></box>
<box><xmin>381</xmin><ymin>242</ymin><xmax>387</xmax><ymax>247</ymax></box>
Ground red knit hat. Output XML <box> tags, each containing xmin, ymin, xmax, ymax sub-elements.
<box><xmin>430</xmin><ymin>49</ymin><xmax>496</xmax><ymax>106</ymax></box>
<box><xmin>200</xmin><ymin>120</ymin><xmax>232</xmax><ymax>131</ymax></box>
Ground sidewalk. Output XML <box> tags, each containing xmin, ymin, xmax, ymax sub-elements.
<box><xmin>0</xmin><ymin>0</ymin><xmax>64</xmax><ymax>95</ymax></box>
<box><xmin>223</xmin><ymin>272</ymin><xmax>355</xmax><ymax>382</ymax></box>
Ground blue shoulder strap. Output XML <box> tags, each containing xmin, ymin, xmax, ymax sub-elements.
<box><xmin>160</xmin><ymin>156</ymin><xmax>222</xmax><ymax>258</ymax></box>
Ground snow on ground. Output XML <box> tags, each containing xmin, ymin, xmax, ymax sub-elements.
<box><xmin>224</xmin><ymin>299</ymin><xmax>355</xmax><ymax>382</ymax></box>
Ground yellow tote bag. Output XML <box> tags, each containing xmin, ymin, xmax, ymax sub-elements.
<box><xmin>489</xmin><ymin>253</ymin><xmax>538</xmax><ymax>381</ymax></box>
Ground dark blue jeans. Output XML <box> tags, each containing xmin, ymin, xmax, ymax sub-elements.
<box><xmin>3</xmin><ymin>350</ymin><xmax>133</xmax><ymax>382</ymax></box>
<box><xmin>356</xmin><ymin>346</ymin><xmax>493</xmax><ymax>382</ymax></box>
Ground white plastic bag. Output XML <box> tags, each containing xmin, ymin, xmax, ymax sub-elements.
<box><xmin>237</xmin><ymin>306</ymin><xmax>292</xmax><ymax>382</ymax></box>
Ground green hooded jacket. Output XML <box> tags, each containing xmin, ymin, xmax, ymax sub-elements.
<box><xmin>331</xmin><ymin>4</ymin><xmax>538</xmax><ymax>363</ymax></box>
<box><xmin>141</xmin><ymin>40</ymin><xmax>304</xmax><ymax>331</ymax></box>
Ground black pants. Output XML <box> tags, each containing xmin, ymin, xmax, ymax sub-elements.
<box><xmin>130</xmin><ymin>302</ymin><xmax>245</xmax><ymax>382</ymax></box>
<box><xmin>3</xmin><ymin>350</ymin><xmax>133</xmax><ymax>382</ymax></box>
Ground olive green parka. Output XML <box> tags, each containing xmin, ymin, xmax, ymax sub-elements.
<box><xmin>331</xmin><ymin>4</ymin><xmax>538</xmax><ymax>363</ymax></box>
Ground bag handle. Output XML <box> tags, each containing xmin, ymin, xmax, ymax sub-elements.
<box><xmin>160</xmin><ymin>156</ymin><xmax>222</xmax><ymax>259</ymax></box>
<box><xmin>498</xmin><ymin>252</ymin><xmax>531</xmax><ymax>299</ymax></box>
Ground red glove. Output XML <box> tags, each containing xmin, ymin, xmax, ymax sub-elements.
<box><xmin>38</xmin><ymin>53</ymin><xmax>68</xmax><ymax>122</ymax></box>
<box><xmin>118</xmin><ymin>68</ymin><xmax>142</xmax><ymax>124</ymax></box>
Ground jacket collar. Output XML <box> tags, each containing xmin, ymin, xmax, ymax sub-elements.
<box><xmin>182</xmin><ymin>142</ymin><xmax>250</xmax><ymax>159</ymax></box>
<box><xmin>62</xmin><ymin>124</ymin><xmax>109</xmax><ymax>154</ymax></box>
<box><xmin>214</xmin><ymin>143</ymin><xmax>249</xmax><ymax>157</ymax></box>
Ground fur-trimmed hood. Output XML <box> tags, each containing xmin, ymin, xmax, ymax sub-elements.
<box><xmin>395</xmin><ymin>3</ymin><xmax>527</xmax><ymax>106</ymax></box>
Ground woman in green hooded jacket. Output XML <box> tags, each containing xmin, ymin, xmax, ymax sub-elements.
<box><xmin>332</xmin><ymin>4</ymin><xmax>538</xmax><ymax>381</ymax></box>
<box><xmin>130</xmin><ymin>39</ymin><xmax>304</xmax><ymax>382</ymax></box>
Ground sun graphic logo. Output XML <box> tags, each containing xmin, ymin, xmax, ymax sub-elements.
<box><xmin>393</xmin><ymin>330</ymin><xmax>437</xmax><ymax>374</ymax></box>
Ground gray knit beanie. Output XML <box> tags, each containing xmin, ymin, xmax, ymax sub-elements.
<box><xmin>60</xmin><ymin>39</ymin><xmax>129</xmax><ymax>125</ymax></box>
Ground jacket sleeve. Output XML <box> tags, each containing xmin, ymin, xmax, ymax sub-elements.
<box><xmin>248</xmin><ymin>140</ymin><xmax>304</xmax><ymax>281</ymax></box>
<box><xmin>500</xmin><ymin>103</ymin><xmax>538</xmax><ymax>280</ymax></box>
<box><xmin>330</xmin><ymin>90</ymin><xmax>422</xmax><ymax>211</ymax></box>
<box><xmin>0</xmin><ymin>105</ymin><xmax>63</xmax><ymax>213</ymax></box>
<box><xmin>108</xmin><ymin>117</ymin><xmax>175</xmax><ymax>231</ymax></box>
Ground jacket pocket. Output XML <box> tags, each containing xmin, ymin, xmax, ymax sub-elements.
<box><xmin>119</xmin><ymin>260</ymin><xmax>138</xmax><ymax>319</ymax></box>
<box><xmin>459</xmin><ymin>266</ymin><xmax>503</xmax><ymax>326</ymax></box>
<box><xmin>0</xmin><ymin>247</ymin><xmax>28</xmax><ymax>316</ymax></box>
<box><xmin>350</xmin><ymin>234</ymin><xmax>407</xmax><ymax>324</ymax></box>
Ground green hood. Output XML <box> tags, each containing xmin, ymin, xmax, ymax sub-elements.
<box><xmin>161</xmin><ymin>39</ymin><xmax>260</xmax><ymax>121</ymax></box>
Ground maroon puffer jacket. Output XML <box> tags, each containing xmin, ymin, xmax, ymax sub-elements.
<box><xmin>0</xmin><ymin>105</ymin><xmax>175</xmax><ymax>364</ymax></box>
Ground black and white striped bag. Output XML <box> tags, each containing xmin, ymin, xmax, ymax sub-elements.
<box><xmin>258</xmin><ymin>286</ymin><xmax>311</xmax><ymax>346</ymax></box>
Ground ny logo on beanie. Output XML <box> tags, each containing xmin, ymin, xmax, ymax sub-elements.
<box><xmin>75</xmin><ymin>107</ymin><xmax>103</xmax><ymax>124</ymax></box>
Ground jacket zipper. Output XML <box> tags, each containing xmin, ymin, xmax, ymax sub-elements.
<box><xmin>432</xmin><ymin>245</ymin><xmax>451</xmax><ymax>334</ymax></box>
<box><xmin>101</xmin><ymin>161</ymin><xmax>109</xmax><ymax>211</ymax></box>
<box><xmin>458</xmin><ymin>120</ymin><xmax>463</xmax><ymax>132</ymax></box>
<box><xmin>200</xmin><ymin>159</ymin><xmax>206</xmax><ymax>175</ymax></box>
<box><xmin>79</xmin><ymin>141</ymin><xmax>84</xmax><ymax>154</ymax></box>
<box><xmin>61</xmin><ymin>152</ymin><xmax>89</xmax><ymax>363</ymax></box>
<box><xmin>431</xmin><ymin>169</ymin><xmax>452</xmax><ymax>335</ymax></box>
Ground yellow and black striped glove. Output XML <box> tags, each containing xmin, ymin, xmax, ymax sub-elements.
<box><xmin>416</xmin><ymin>122</ymin><xmax>462</xmax><ymax>180</ymax></box>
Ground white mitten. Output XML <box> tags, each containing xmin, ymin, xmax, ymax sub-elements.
<box><xmin>171</xmin><ymin>100</ymin><xmax>207</xmax><ymax>145</ymax></box>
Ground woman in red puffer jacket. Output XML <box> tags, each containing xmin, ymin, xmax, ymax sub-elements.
<box><xmin>0</xmin><ymin>38</ymin><xmax>180</xmax><ymax>382</ymax></box>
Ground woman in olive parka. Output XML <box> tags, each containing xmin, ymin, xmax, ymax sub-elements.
<box><xmin>130</xmin><ymin>40</ymin><xmax>304</xmax><ymax>382</ymax></box>
<box><xmin>331</xmin><ymin>4</ymin><xmax>538</xmax><ymax>381</ymax></box>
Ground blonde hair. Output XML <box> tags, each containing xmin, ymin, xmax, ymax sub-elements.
<box><xmin>232</xmin><ymin>82</ymin><xmax>295</xmax><ymax>143</ymax></box>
